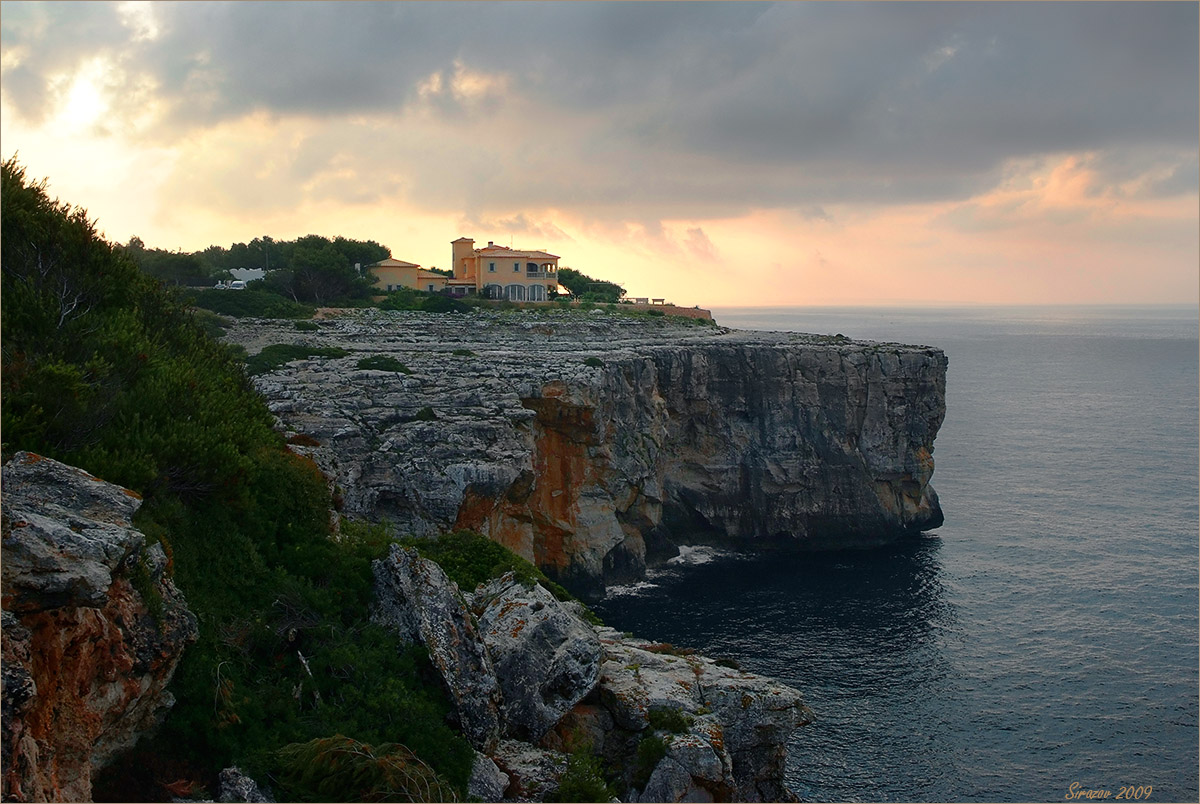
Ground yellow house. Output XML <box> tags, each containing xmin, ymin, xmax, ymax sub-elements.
<box><xmin>369</xmin><ymin>258</ymin><xmax>449</xmax><ymax>293</ymax></box>
<box><xmin>449</xmin><ymin>237</ymin><xmax>560</xmax><ymax>301</ymax></box>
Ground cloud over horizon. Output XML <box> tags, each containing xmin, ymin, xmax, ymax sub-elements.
<box><xmin>2</xmin><ymin>1</ymin><xmax>1196</xmax><ymax>305</ymax></box>
<box><xmin>4</xmin><ymin>1</ymin><xmax>1196</xmax><ymax>218</ymax></box>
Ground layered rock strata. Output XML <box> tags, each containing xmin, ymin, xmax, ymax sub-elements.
<box><xmin>372</xmin><ymin>549</ymin><xmax>812</xmax><ymax>801</ymax></box>
<box><xmin>1</xmin><ymin>452</ymin><xmax>198</xmax><ymax>802</ymax></box>
<box><xmin>226</xmin><ymin>308</ymin><xmax>946</xmax><ymax>595</ymax></box>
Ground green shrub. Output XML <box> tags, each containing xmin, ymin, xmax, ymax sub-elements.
<box><xmin>356</xmin><ymin>354</ymin><xmax>412</xmax><ymax>373</ymax></box>
<box><xmin>377</xmin><ymin>287</ymin><xmax>423</xmax><ymax>311</ymax></box>
<box><xmin>404</xmin><ymin>530</ymin><xmax>603</xmax><ymax>624</ymax></box>
<box><xmin>555</xmin><ymin>746</ymin><xmax>615</xmax><ymax>803</ymax></box>
<box><xmin>420</xmin><ymin>294</ymin><xmax>467</xmax><ymax>313</ymax></box>
<box><xmin>294</xmin><ymin>320</ymin><xmax>320</xmax><ymax>332</ymax></box>
<box><xmin>413</xmin><ymin>406</ymin><xmax>437</xmax><ymax>421</ymax></box>
<box><xmin>583</xmin><ymin>356</ymin><xmax>604</xmax><ymax>368</ymax></box>
<box><xmin>189</xmin><ymin>288</ymin><xmax>315</xmax><ymax>319</ymax></box>
<box><xmin>405</xmin><ymin>529</ymin><xmax>544</xmax><ymax>592</ymax></box>
<box><xmin>451</xmin><ymin>348</ymin><xmax>475</xmax><ymax>357</ymax></box>
<box><xmin>648</xmin><ymin>707</ymin><xmax>694</xmax><ymax>734</ymax></box>
<box><xmin>245</xmin><ymin>344</ymin><xmax>350</xmax><ymax>376</ymax></box>
<box><xmin>192</xmin><ymin>308</ymin><xmax>231</xmax><ymax>339</ymax></box>
<box><xmin>375</xmin><ymin>287</ymin><xmax>468</xmax><ymax>313</ymax></box>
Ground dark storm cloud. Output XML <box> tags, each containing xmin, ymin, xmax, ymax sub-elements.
<box><xmin>2</xmin><ymin>1</ymin><xmax>1196</xmax><ymax>213</ymax></box>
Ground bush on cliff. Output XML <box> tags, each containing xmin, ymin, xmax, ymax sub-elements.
<box><xmin>245</xmin><ymin>343</ymin><xmax>351</xmax><ymax>376</ymax></box>
<box><xmin>1</xmin><ymin>160</ymin><xmax>472</xmax><ymax>801</ymax></box>
<box><xmin>189</xmin><ymin>287</ymin><xmax>316</xmax><ymax>319</ymax></box>
<box><xmin>404</xmin><ymin>529</ymin><xmax>603</xmax><ymax>625</ymax></box>
<box><xmin>555</xmin><ymin>745</ymin><xmax>617</xmax><ymax>803</ymax></box>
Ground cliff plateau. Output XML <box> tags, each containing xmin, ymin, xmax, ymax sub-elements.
<box><xmin>225</xmin><ymin>309</ymin><xmax>946</xmax><ymax>595</ymax></box>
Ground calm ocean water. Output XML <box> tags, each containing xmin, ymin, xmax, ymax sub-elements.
<box><xmin>593</xmin><ymin>305</ymin><xmax>1199</xmax><ymax>803</ymax></box>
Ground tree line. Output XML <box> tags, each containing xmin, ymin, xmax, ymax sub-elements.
<box><xmin>122</xmin><ymin>233</ymin><xmax>390</xmax><ymax>306</ymax></box>
<box><xmin>124</xmin><ymin>232</ymin><xmax>629</xmax><ymax>307</ymax></box>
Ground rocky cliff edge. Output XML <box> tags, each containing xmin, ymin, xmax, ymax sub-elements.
<box><xmin>227</xmin><ymin>308</ymin><xmax>947</xmax><ymax>596</ymax></box>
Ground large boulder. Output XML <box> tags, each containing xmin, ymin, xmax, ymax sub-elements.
<box><xmin>1</xmin><ymin>452</ymin><xmax>198</xmax><ymax>802</ymax></box>
<box><xmin>371</xmin><ymin>545</ymin><xmax>502</xmax><ymax>751</ymax></box>
<box><xmin>472</xmin><ymin>573</ymin><xmax>603</xmax><ymax>743</ymax></box>
<box><xmin>596</xmin><ymin>628</ymin><xmax>813</xmax><ymax>802</ymax></box>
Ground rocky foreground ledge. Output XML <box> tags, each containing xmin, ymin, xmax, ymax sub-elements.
<box><xmin>0</xmin><ymin>452</ymin><xmax>811</xmax><ymax>802</ymax></box>
<box><xmin>372</xmin><ymin>544</ymin><xmax>813</xmax><ymax>802</ymax></box>
<box><xmin>225</xmin><ymin>308</ymin><xmax>947</xmax><ymax>596</ymax></box>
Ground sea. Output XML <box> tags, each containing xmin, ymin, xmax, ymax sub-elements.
<box><xmin>591</xmin><ymin>305</ymin><xmax>1199</xmax><ymax>803</ymax></box>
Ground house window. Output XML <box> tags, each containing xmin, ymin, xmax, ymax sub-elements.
<box><xmin>514</xmin><ymin>262</ymin><xmax>520</xmax><ymax>272</ymax></box>
<box><xmin>527</xmin><ymin>284</ymin><xmax>546</xmax><ymax>302</ymax></box>
<box><xmin>428</xmin><ymin>284</ymin><xmax>436</xmax><ymax>292</ymax></box>
<box><xmin>505</xmin><ymin>284</ymin><xmax>526</xmax><ymax>301</ymax></box>
<box><xmin>488</xmin><ymin>262</ymin><xmax>496</xmax><ymax>272</ymax></box>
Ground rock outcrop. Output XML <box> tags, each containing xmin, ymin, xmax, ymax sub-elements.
<box><xmin>473</xmin><ymin>573</ymin><xmax>602</xmax><ymax>743</ymax></box>
<box><xmin>370</xmin><ymin>551</ymin><xmax>811</xmax><ymax>802</ymax></box>
<box><xmin>371</xmin><ymin>545</ymin><xmax>502</xmax><ymax>751</ymax></box>
<box><xmin>225</xmin><ymin>309</ymin><xmax>946</xmax><ymax>596</ymax></box>
<box><xmin>1</xmin><ymin>452</ymin><xmax>198</xmax><ymax>802</ymax></box>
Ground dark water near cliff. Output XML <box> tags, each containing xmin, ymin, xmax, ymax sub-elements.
<box><xmin>592</xmin><ymin>305</ymin><xmax>1199</xmax><ymax>803</ymax></box>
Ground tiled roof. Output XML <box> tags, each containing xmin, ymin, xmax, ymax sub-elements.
<box><xmin>371</xmin><ymin>258</ymin><xmax>421</xmax><ymax>268</ymax></box>
<box><xmin>475</xmin><ymin>245</ymin><xmax>559</xmax><ymax>260</ymax></box>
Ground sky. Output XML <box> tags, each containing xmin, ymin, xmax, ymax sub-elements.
<box><xmin>1</xmin><ymin>1</ymin><xmax>1197</xmax><ymax>307</ymax></box>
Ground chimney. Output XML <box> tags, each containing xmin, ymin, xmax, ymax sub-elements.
<box><xmin>487</xmin><ymin>241</ymin><xmax>494</xmax><ymax>247</ymax></box>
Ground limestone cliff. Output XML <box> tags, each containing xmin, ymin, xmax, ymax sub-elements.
<box><xmin>227</xmin><ymin>309</ymin><xmax>946</xmax><ymax>595</ymax></box>
<box><xmin>1</xmin><ymin>452</ymin><xmax>198</xmax><ymax>802</ymax></box>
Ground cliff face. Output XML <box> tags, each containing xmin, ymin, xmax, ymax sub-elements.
<box><xmin>228</xmin><ymin>309</ymin><xmax>946</xmax><ymax>595</ymax></box>
<box><xmin>1</xmin><ymin>452</ymin><xmax>198</xmax><ymax>802</ymax></box>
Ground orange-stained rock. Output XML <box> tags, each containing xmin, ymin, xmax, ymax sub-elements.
<box><xmin>224</xmin><ymin>310</ymin><xmax>946</xmax><ymax>596</ymax></box>
<box><xmin>2</xmin><ymin>453</ymin><xmax>197</xmax><ymax>802</ymax></box>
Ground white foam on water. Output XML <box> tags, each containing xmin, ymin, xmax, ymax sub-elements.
<box><xmin>667</xmin><ymin>544</ymin><xmax>730</xmax><ymax>566</ymax></box>
<box><xmin>602</xmin><ymin>580</ymin><xmax>661</xmax><ymax>598</ymax></box>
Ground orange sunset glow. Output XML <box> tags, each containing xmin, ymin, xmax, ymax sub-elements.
<box><xmin>2</xmin><ymin>2</ymin><xmax>1196</xmax><ymax>307</ymax></box>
